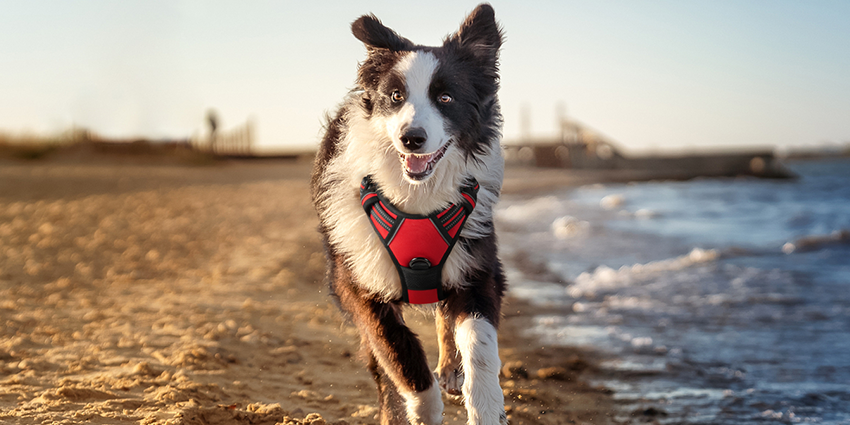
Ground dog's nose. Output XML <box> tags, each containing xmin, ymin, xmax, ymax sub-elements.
<box><xmin>400</xmin><ymin>127</ymin><xmax>427</xmax><ymax>151</ymax></box>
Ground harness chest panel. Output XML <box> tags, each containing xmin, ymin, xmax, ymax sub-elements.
<box><xmin>360</xmin><ymin>176</ymin><xmax>479</xmax><ymax>304</ymax></box>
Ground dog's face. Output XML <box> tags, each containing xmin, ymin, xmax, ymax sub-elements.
<box><xmin>352</xmin><ymin>4</ymin><xmax>502</xmax><ymax>184</ymax></box>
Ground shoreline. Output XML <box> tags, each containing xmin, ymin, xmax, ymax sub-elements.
<box><xmin>0</xmin><ymin>158</ymin><xmax>616</xmax><ymax>424</ymax></box>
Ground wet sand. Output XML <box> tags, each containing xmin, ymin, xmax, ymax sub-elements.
<box><xmin>0</xmin><ymin>158</ymin><xmax>614</xmax><ymax>424</ymax></box>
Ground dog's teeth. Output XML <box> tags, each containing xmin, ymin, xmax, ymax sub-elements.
<box><xmin>406</xmin><ymin>154</ymin><xmax>431</xmax><ymax>174</ymax></box>
<box><xmin>400</xmin><ymin>142</ymin><xmax>451</xmax><ymax>179</ymax></box>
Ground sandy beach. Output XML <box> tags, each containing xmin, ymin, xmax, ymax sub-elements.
<box><xmin>0</xmin><ymin>157</ymin><xmax>614</xmax><ymax>425</ymax></box>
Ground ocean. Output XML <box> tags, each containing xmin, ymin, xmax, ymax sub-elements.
<box><xmin>496</xmin><ymin>158</ymin><xmax>850</xmax><ymax>424</ymax></box>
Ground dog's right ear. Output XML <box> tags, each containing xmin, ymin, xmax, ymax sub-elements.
<box><xmin>351</xmin><ymin>15</ymin><xmax>414</xmax><ymax>52</ymax></box>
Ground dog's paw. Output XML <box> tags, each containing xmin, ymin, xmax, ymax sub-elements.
<box><xmin>403</xmin><ymin>379</ymin><xmax>444</xmax><ymax>425</ymax></box>
<box><xmin>435</xmin><ymin>367</ymin><xmax>464</xmax><ymax>396</ymax></box>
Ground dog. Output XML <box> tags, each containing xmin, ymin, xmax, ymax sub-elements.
<box><xmin>310</xmin><ymin>4</ymin><xmax>506</xmax><ymax>424</ymax></box>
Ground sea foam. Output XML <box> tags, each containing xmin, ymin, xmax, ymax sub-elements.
<box><xmin>569</xmin><ymin>248</ymin><xmax>719</xmax><ymax>298</ymax></box>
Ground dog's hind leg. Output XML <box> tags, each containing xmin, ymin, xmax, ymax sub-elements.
<box><xmin>435</xmin><ymin>304</ymin><xmax>464</xmax><ymax>396</ymax></box>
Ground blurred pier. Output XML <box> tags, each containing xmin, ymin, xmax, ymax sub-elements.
<box><xmin>504</xmin><ymin>116</ymin><xmax>795</xmax><ymax>180</ymax></box>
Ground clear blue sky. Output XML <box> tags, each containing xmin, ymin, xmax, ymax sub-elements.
<box><xmin>1</xmin><ymin>0</ymin><xmax>848</xmax><ymax>153</ymax></box>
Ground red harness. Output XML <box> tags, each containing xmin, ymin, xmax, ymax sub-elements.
<box><xmin>360</xmin><ymin>176</ymin><xmax>479</xmax><ymax>304</ymax></box>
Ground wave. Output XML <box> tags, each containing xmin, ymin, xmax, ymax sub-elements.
<box><xmin>551</xmin><ymin>215</ymin><xmax>590</xmax><ymax>239</ymax></box>
<box><xmin>781</xmin><ymin>229</ymin><xmax>850</xmax><ymax>254</ymax></box>
<box><xmin>495</xmin><ymin>195</ymin><xmax>564</xmax><ymax>224</ymax></box>
<box><xmin>568</xmin><ymin>248</ymin><xmax>719</xmax><ymax>298</ymax></box>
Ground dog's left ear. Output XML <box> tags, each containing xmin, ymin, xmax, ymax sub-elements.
<box><xmin>446</xmin><ymin>3</ymin><xmax>503</xmax><ymax>71</ymax></box>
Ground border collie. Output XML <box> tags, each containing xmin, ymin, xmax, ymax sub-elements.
<box><xmin>311</xmin><ymin>4</ymin><xmax>506</xmax><ymax>424</ymax></box>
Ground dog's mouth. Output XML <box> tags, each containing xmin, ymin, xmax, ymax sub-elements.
<box><xmin>399</xmin><ymin>141</ymin><xmax>452</xmax><ymax>181</ymax></box>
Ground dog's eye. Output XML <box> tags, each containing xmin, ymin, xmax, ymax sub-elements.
<box><xmin>391</xmin><ymin>90</ymin><xmax>404</xmax><ymax>103</ymax></box>
<box><xmin>438</xmin><ymin>94</ymin><xmax>453</xmax><ymax>104</ymax></box>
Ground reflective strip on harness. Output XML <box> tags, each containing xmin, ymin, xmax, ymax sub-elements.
<box><xmin>360</xmin><ymin>175</ymin><xmax>479</xmax><ymax>304</ymax></box>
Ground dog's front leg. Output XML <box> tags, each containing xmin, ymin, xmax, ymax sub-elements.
<box><xmin>331</xmin><ymin>259</ymin><xmax>443</xmax><ymax>424</ymax></box>
<box><xmin>456</xmin><ymin>315</ymin><xmax>505</xmax><ymax>425</ymax></box>
<box><xmin>357</xmin><ymin>300</ymin><xmax>444</xmax><ymax>425</ymax></box>
<box><xmin>445</xmin><ymin>285</ymin><xmax>507</xmax><ymax>425</ymax></box>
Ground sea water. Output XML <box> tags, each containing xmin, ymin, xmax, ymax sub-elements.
<box><xmin>496</xmin><ymin>159</ymin><xmax>850</xmax><ymax>424</ymax></box>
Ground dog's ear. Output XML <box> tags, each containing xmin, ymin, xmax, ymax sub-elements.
<box><xmin>446</xmin><ymin>4</ymin><xmax>503</xmax><ymax>70</ymax></box>
<box><xmin>351</xmin><ymin>14</ymin><xmax>414</xmax><ymax>52</ymax></box>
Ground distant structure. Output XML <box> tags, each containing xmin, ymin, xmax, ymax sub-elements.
<box><xmin>503</xmin><ymin>110</ymin><xmax>793</xmax><ymax>179</ymax></box>
<box><xmin>193</xmin><ymin>115</ymin><xmax>254</xmax><ymax>157</ymax></box>
<box><xmin>504</xmin><ymin>114</ymin><xmax>625</xmax><ymax>169</ymax></box>
<box><xmin>207</xmin><ymin>110</ymin><xmax>219</xmax><ymax>152</ymax></box>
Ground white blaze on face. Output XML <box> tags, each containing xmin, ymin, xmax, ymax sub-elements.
<box><xmin>386</xmin><ymin>51</ymin><xmax>450</xmax><ymax>157</ymax></box>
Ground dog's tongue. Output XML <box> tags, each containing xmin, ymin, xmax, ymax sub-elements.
<box><xmin>406</xmin><ymin>154</ymin><xmax>430</xmax><ymax>174</ymax></box>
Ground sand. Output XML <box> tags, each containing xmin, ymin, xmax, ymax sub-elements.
<box><xmin>0</xmin><ymin>158</ymin><xmax>614</xmax><ymax>424</ymax></box>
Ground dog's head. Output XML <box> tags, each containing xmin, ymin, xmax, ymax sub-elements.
<box><xmin>351</xmin><ymin>4</ymin><xmax>503</xmax><ymax>184</ymax></box>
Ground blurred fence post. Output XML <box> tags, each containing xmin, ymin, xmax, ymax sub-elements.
<box><xmin>202</xmin><ymin>120</ymin><xmax>254</xmax><ymax>157</ymax></box>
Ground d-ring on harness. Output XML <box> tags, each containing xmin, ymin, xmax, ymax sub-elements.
<box><xmin>360</xmin><ymin>175</ymin><xmax>479</xmax><ymax>304</ymax></box>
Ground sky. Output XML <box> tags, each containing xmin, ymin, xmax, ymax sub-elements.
<box><xmin>1</xmin><ymin>0</ymin><xmax>849</xmax><ymax>154</ymax></box>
